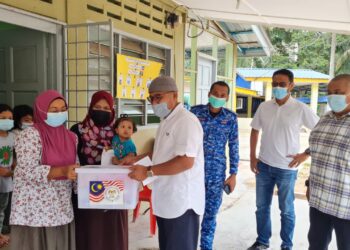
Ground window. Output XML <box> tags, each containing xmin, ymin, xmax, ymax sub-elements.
<box><xmin>237</xmin><ymin>97</ymin><xmax>244</xmax><ymax>110</ymax></box>
<box><xmin>114</xmin><ymin>35</ymin><xmax>171</xmax><ymax>125</ymax></box>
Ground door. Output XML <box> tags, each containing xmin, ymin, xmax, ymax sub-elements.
<box><xmin>196</xmin><ymin>55</ymin><xmax>216</xmax><ymax>104</ymax></box>
<box><xmin>0</xmin><ymin>27</ymin><xmax>48</xmax><ymax>107</ymax></box>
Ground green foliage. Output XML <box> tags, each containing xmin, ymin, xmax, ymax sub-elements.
<box><xmin>238</xmin><ymin>28</ymin><xmax>350</xmax><ymax>75</ymax></box>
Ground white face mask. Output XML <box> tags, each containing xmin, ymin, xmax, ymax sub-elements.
<box><xmin>45</xmin><ymin>111</ymin><xmax>68</xmax><ymax>127</ymax></box>
<box><xmin>328</xmin><ymin>94</ymin><xmax>350</xmax><ymax>113</ymax></box>
<box><xmin>21</xmin><ymin>122</ymin><xmax>34</xmax><ymax>129</ymax></box>
<box><xmin>152</xmin><ymin>102</ymin><xmax>171</xmax><ymax>119</ymax></box>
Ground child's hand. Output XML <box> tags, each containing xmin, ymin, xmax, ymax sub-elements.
<box><xmin>119</xmin><ymin>155</ymin><xmax>137</xmax><ymax>165</ymax></box>
<box><xmin>112</xmin><ymin>156</ymin><xmax>120</xmax><ymax>165</ymax></box>
<box><xmin>0</xmin><ymin>168</ymin><xmax>13</xmax><ymax>177</ymax></box>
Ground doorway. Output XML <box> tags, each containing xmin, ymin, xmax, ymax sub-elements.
<box><xmin>196</xmin><ymin>54</ymin><xmax>216</xmax><ymax>104</ymax></box>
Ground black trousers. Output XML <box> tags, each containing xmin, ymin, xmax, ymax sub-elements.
<box><xmin>156</xmin><ymin>209</ymin><xmax>200</xmax><ymax>250</ymax></box>
<box><xmin>308</xmin><ymin>207</ymin><xmax>350</xmax><ymax>250</ymax></box>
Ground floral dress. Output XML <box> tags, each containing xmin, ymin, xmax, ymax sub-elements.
<box><xmin>10</xmin><ymin>127</ymin><xmax>73</xmax><ymax>226</ymax></box>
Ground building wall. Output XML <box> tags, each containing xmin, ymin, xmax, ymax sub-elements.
<box><xmin>184</xmin><ymin>24</ymin><xmax>238</xmax><ymax>110</ymax></box>
<box><xmin>0</xmin><ymin>0</ymin><xmax>66</xmax><ymax>22</ymax></box>
<box><xmin>0</xmin><ymin>0</ymin><xmax>184</xmax><ymax>153</ymax></box>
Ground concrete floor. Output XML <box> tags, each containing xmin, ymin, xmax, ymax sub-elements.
<box><xmin>2</xmin><ymin>119</ymin><xmax>338</xmax><ymax>250</ymax></box>
<box><xmin>129</xmin><ymin>162</ymin><xmax>337</xmax><ymax>250</ymax></box>
<box><xmin>129</xmin><ymin>121</ymin><xmax>337</xmax><ymax>250</ymax></box>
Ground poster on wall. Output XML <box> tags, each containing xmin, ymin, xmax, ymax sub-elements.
<box><xmin>116</xmin><ymin>54</ymin><xmax>162</xmax><ymax>100</ymax></box>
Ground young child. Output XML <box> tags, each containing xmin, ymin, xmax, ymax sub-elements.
<box><xmin>111</xmin><ymin>115</ymin><xmax>137</xmax><ymax>165</ymax></box>
<box><xmin>12</xmin><ymin>104</ymin><xmax>34</xmax><ymax>136</ymax></box>
<box><xmin>0</xmin><ymin>104</ymin><xmax>15</xmax><ymax>247</ymax></box>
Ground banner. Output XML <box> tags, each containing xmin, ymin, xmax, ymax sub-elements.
<box><xmin>116</xmin><ymin>54</ymin><xmax>162</xmax><ymax>99</ymax></box>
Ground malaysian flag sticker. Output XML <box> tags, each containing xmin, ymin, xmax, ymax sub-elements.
<box><xmin>89</xmin><ymin>180</ymin><xmax>124</xmax><ymax>205</ymax></box>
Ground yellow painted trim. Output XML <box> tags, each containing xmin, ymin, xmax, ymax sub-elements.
<box><xmin>247</xmin><ymin>96</ymin><xmax>253</xmax><ymax>118</ymax></box>
<box><xmin>236</xmin><ymin>87</ymin><xmax>258</xmax><ymax>97</ymax></box>
<box><xmin>244</xmin><ymin>77</ymin><xmax>329</xmax><ymax>84</ymax></box>
<box><xmin>310</xmin><ymin>83</ymin><xmax>319</xmax><ymax>113</ymax></box>
<box><xmin>265</xmin><ymin>82</ymin><xmax>272</xmax><ymax>101</ymax></box>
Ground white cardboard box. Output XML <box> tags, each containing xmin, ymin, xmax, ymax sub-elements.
<box><xmin>76</xmin><ymin>166</ymin><xmax>139</xmax><ymax>209</ymax></box>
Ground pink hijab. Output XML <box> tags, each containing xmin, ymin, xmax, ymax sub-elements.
<box><xmin>33</xmin><ymin>90</ymin><xmax>76</xmax><ymax>166</ymax></box>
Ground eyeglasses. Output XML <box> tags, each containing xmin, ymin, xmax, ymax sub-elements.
<box><xmin>147</xmin><ymin>92</ymin><xmax>173</xmax><ymax>103</ymax></box>
<box><xmin>272</xmin><ymin>81</ymin><xmax>290</xmax><ymax>88</ymax></box>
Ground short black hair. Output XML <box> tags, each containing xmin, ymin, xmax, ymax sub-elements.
<box><xmin>114</xmin><ymin>115</ymin><xmax>137</xmax><ymax>133</ymax></box>
<box><xmin>209</xmin><ymin>81</ymin><xmax>230</xmax><ymax>95</ymax></box>
<box><xmin>13</xmin><ymin>105</ymin><xmax>33</xmax><ymax>129</ymax></box>
<box><xmin>0</xmin><ymin>104</ymin><xmax>13</xmax><ymax>114</ymax></box>
<box><xmin>273</xmin><ymin>69</ymin><xmax>294</xmax><ymax>83</ymax></box>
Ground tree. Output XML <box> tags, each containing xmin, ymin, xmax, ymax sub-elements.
<box><xmin>237</xmin><ymin>28</ymin><xmax>350</xmax><ymax>75</ymax></box>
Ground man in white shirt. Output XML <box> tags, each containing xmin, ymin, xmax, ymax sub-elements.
<box><xmin>128</xmin><ymin>76</ymin><xmax>205</xmax><ymax>250</ymax></box>
<box><xmin>248</xmin><ymin>69</ymin><xmax>319</xmax><ymax>250</ymax></box>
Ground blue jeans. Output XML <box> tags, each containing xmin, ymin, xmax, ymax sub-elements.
<box><xmin>255</xmin><ymin>161</ymin><xmax>297</xmax><ymax>249</ymax></box>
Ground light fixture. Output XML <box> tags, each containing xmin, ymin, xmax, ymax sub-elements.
<box><xmin>165</xmin><ymin>12</ymin><xmax>180</xmax><ymax>29</ymax></box>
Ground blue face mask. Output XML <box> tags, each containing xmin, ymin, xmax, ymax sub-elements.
<box><xmin>272</xmin><ymin>87</ymin><xmax>289</xmax><ymax>100</ymax></box>
<box><xmin>45</xmin><ymin>111</ymin><xmax>68</xmax><ymax>127</ymax></box>
<box><xmin>152</xmin><ymin>102</ymin><xmax>171</xmax><ymax>119</ymax></box>
<box><xmin>328</xmin><ymin>95</ymin><xmax>349</xmax><ymax>113</ymax></box>
<box><xmin>0</xmin><ymin>119</ymin><xmax>14</xmax><ymax>131</ymax></box>
<box><xmin>209</xmin><ymin>95</ymin><xmax>226</xmax><ymax>109</ymax></box>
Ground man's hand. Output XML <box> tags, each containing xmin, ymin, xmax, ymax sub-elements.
<box><xmin>224</xmin><ymin>174</ymin><xmax>237</xmax><ymax>193</ymax></box>
<box><xmin>287</xmin><ymin>152</ymin><xmax>309</xmax><ymax>168</ymax></box>
<box><xmin>306</xmin><ymin>187</ymin><xmax>310</xmax><ymax>201</ymax></box>
<box><xmin>250</xmin><ymin>156</ymin><xmax>259</xmax><ymax>174</ymax></box>
<box><xmin>128</xmin><ymin>165</ymin><xmax>147</xmax><ymax>181</ymax></box>
<box><xmin>66</xmin><ymin>164</ymin><xmax>79</xmax><ymax>180</ymax></box>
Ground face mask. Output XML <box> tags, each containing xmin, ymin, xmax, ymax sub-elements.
<box><xmin>272</xmin><ymin>87</ymin><xmax>288</xmax><ymax>100</ymax></box>
<box><xmin>21</xmin><ymin>122</ymin><xmax>33</xmax><ymax>129</ymax></box>
<box><xmin>90</xmin><ymin>110</ymin><xmax>111</xmax><ymax>127</ymax></box>
<box><xmin>0</xmin><ymin>119</ymin><xmax>14</xmax><ymax>131</ymax></box>
<box><xmin>152</xmin><ymin>102</ymin><xmax>171</xmax><ymax>119</ymax></box>
<box><xmin>328</xmin><ymin>95</ymin><xmax>349</xmax><ymax>113</ymax></box>
<box><xmin>45</xmin><ymin>111</ymin><xmax>68</xmax><ymax>127</ymax></box>
<box><xmin>209</xmin><ymin>95</ymin><xmax>226</xmax><ymax>109</ymax></box>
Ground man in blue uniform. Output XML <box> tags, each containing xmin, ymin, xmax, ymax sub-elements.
<box><xmin>191</xmin><ymin>81</ymin><xmax>239</xmax><ymax>250</ymax></box>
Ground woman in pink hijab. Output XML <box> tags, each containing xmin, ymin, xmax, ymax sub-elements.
<box><xmin>10</xmin><ymin>90</ymin><xmax>78</xmax><ymax>250</ymax></box>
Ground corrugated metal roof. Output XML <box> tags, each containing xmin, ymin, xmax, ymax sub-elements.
<box><xmin>297</xmin><ymin>96</ymin><xmax>328</xmax><ymax>104</ymax></box>
<box><xmin>218</xmin><ymin>22</ymin><xmax>273</xmax><ymax>57</ymax></box>
<box><xmin>237</xmin><ymin>68</ymin><xmax>330</xmax><ymax>80</ymax></box>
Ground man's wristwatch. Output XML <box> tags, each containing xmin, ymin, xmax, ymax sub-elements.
<box><xmin>304</xmin><ymin>148</ymin><xmax>311</xmax><ymax>155</ymax></box>
<box><xmin>146</xmin><ymin>166</ymin><xmax>154</xmax><ymax>178</ymax></box>
<box><xmin>305</xmin><ymin>179</ymin><xmax>310</xmax><ymax>187</ymax></box>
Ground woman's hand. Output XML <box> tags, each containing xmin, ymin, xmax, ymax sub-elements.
<box><xmin>65</xmin><ymin>164</ymin><xmax>79</xmax><ymax>180</ymax></box>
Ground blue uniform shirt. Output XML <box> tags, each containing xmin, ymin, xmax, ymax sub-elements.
<box><xmin>191</xmin><ymin>104</ymin><xmax>239</xmax><ymax>179</ymax></box>
<box><xmin>111</xmin><ymin>135</ymin><xmax>137</xmax><ymax>160</ymax></box>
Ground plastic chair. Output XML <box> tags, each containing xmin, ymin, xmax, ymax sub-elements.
<box><xmin>132</xmin><ymin>185</ymin><xmax>157</xmax><ymax>237</ymax></box>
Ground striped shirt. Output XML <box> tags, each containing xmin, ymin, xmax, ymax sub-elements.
<box><xmin>309</xmin><ymin>112</ymin><xmax>350</xmax><ymax>220</ymax></box>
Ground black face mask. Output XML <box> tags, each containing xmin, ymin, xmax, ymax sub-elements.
<box><xmin>90</xmin><ymin>110</ymin><xmax>111</xmax><ymax>127</ymax></box>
